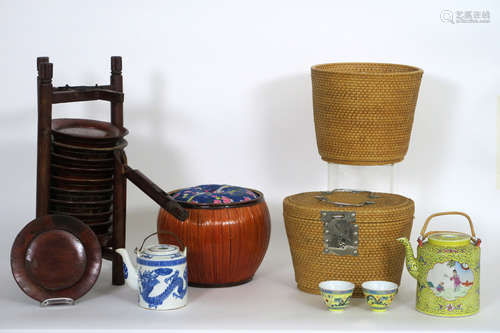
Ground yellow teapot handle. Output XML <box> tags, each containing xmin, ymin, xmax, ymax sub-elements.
<box><xmin>420</xmin><ymin>211</ymin><xmax>476</xmax><ymax>240</ymax></box>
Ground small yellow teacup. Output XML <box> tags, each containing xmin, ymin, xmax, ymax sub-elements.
<box><xmin>319</xmin><ymin>280</ymin><xmax>355</xmax><ymax>312</ymax></box>
<box><xmin>362</xmin><ymin>281</ymin><xmax>398</xmax><ymax>312</ymax></box>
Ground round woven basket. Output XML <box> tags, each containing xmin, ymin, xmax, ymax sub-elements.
<box><xmin>157</xmin><ymin>186</ymin><xmax>271</xmax><ymax>287</ymax></box>
<box><xmin>311</xmin><ymin>62</ymin><xmax>423</xmax><ymax>165</ymax></box>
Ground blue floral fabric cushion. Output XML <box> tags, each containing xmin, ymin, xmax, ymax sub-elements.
<box><xmin>171</xmin><ymin>185</ymin><xmax>258</xmax><ymax>204</ymax></box>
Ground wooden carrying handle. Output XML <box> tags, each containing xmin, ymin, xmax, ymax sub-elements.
<box><xmin>113</xmin><ymin>150</ymin><xmax>189</xmax><ymax>222</ymax></box>
<box><xmin>420</xmin><ymin>211</ymin><xmax>476</xmax><ymax>239</ymax></box>
<box><xmin>124</xmin><ymin>166</ymin><xmax>189</xmax><ymax>222</ymax></box>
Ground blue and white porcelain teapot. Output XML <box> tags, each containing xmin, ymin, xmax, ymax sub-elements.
<box><xmin>115</xmin><ymin>231</ymin><xmax>188</xmax><ymax>310</ymax></box>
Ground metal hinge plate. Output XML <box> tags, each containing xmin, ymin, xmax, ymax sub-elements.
<box><xmin>321</xmin><ymin>211</ymin><xmax>359</xmax><ymax>256</ymax></box>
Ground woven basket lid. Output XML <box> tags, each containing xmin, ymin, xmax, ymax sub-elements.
<box><xmin>283</xmin><ymin>190</ymin><xmax>414</xmax><ymax>223</ymax></box>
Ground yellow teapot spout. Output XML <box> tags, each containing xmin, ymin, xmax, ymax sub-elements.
<box><xmin>397</xmin><ymin>237</ymin><xmax>419</xmax><ymax>279</ymax></box>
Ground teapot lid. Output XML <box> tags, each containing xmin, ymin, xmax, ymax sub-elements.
<box><xmin>136</xmin><ymin>232</ymin><xmax>185</xmax><ymax>260</ymax></box>
<box><xmin>143</xmin><ymin>244</ymin><xmax>181</xmax><ymax>256</ymax></box>
<box><xmin>136</xmin><ymin>243</ymin><xmax>185</xmax><ymax>266</ymax></box>
<box><xmin>428</xmin><ymin>232</ymin><xmax>470</xmax><ymax>247</ymax></box>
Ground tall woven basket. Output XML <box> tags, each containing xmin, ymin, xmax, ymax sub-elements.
<box><xmin>283</xmin><ymin>190</ymin><xmax>414</xmax><ymax>297</ymax></box>
<box><xmin>311</xmin><ymin>63</ymin><xmax>423</xmax><ymax>165</ymax></box>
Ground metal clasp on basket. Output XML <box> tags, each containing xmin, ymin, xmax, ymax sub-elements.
<box><xmin>315</xmin><ymin>189</ymin><xmax>381</xmax><ymax>207</ymax></box>
<box><xmin>321</xmin><ymin>211</ymin><xmax>359</xmax><ymax>256</ymax></box>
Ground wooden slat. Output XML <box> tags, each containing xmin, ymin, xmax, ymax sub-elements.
<box><xmin>112</xmin><ymin>150</ymin><xmax>127</xmax><ymax>285</ymax></box>
<box><xmin>110</xmin><ymin>56</ymin><xmax>126</xmax><ymax>286</ymax></box>
<box><xmin>52</xmin><ymin>84</ymin><xmax>111</xmax><ymax>91</ymax></box>
<box><xmin>52</xmin><ymin>86</ymin><xmax>123</xmax><ymax>104</ymax></box>
<box><xmin>36</xmin><ymin>61</ymin><xmax>52</xmax><ymax>217</ymax></box>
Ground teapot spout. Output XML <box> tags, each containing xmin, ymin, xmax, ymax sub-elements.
<box><xmin>115</xmin><ymin>248</ymin><xmax>138</xmax><ymax>290</ymax></box>
<box><xmin>397</xmin><ymin>237</ymin><xmax>419</xmax><ymax>279</ymax></box>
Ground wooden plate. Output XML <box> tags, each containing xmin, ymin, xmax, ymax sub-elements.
<box><xmin>49</xmin><ymin>202</ymin><xmax>113</xmax><ymax>215</ymax></box>
<box><xmin>51</xmin><ymin>153</ymin><xmax>114</xmax><ymax>168</ymax></box>
<box><xmin>48</xmin><ymin>210</ymin><xmax>113</xmax><ymax>221</ymax></box>
<box><xmin>51</xmin><ymin>164</ymin><xmax>114</xmax><ymax>179</ymax></box>
<box><xmin>52</xmin><ymin>144</ymin><xmax>115</xmax><ymax>159</ymax></box>
<box><xmin>77</xmin><ymin>214</ymin><xmax>113</xmax><ymax>224</ymax></box>
<box><xmin>50</xmin><ymin>188</ymin><xmax>113</xmax><ymax>202</ymax></box>
<box><xmin>50</xmin><ymin>198</ymin><xmax>112</xmax><ymax>210</ymax></box>
<box><xmin>50</xmin><ymin>181</ymin><xmax>113</xmax><ymax>192</ymax></box>
<box><xmin>87</xmin><ymin>220</ymin><xmax>112</xmax><ymax>234</ymax></box>
<box><xmin>53</xmin><ymin>137</ymin><xmax>121</xmax><ymax>149</ymax></box>
<box><xmin>51</xmin><ymin>175</ymin><xmax>113</xmax><ymax>184</ymax></box>
<box><xmin>51</xmin><ymin>176</ymin><xmax>113</xmax><ymax>191</ymax></box>
<box><xmin>10</xmin><ymin>215</ymin><xmax>101</xmax><ymax>302</ymax></box>
<box><xmin>52</xmin><ymin>139</ymin><xmax>128</xmax><ymax>152</ymax></box>
<box><xmin>51</xmin><ymin>186</ymin><xmax>113</xmax><ymax>194</ymax></box>
<box><xmin>50</xmin><ymin>198</ymin><xmax>113</xmax><ymax>205</ymax></box>
<box><xmin>52</xmin><ymin>118</ymin><xmax>128</xmax><ymax>142</ymax></box>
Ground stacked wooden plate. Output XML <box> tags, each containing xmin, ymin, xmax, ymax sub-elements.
<box><xmin>49</xmin><ymin>118</ymin><xmax>128</xmax><ymax>247</ymax></box>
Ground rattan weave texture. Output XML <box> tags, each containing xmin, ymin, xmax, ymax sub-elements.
<box><xmin>311</xmin><ymin>62</ymin><xmax>423</xmax><ymax>165</ymax></box>
<box><xmin>283</xmin><ymin>191</ymin><xmax>414</xmax><ymax>297</ymax></box>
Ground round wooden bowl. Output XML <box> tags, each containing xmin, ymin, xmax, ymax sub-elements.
<box><xmin>157</xmin><ymin>188</ymin><xmax>271</xmax><ymax>287</ymax></box>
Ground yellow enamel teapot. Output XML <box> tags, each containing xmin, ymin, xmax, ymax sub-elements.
<box><xmin>397</xmin><ymin>212</ymin><xmax>480</xmax><ymax>317</ymax></box>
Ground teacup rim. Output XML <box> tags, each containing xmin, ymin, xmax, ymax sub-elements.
<box><xmin>319</xmin><ymin>280</ymin><xmax>355</xmax><ymax>293</ymax></box>
<box><xmin>361</xmin><ymin>280</ymin><xmax>398</xmax><ymax>293</ymax></box>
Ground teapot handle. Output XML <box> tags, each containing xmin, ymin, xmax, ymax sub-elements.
<box><xmin>137</xmin><ymin>231</ymin><xmax>185</xmax><ymax>253</ymax></box>
<box><xmin>420</xmin><ymin>211</ymin><xmax>479</xmax><ymax>245</ymax></box>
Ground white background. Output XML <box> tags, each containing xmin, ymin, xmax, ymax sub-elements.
<box><xmin>1</xmin><ymin>0</ymin><xmax>499</xmax><ymax>332</ymax></box>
